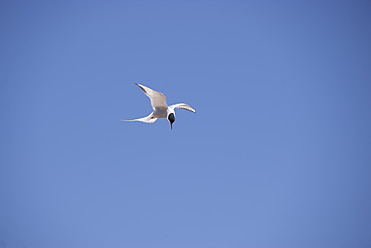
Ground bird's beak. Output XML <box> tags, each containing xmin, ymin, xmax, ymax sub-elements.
<box><xmin>170</xmin><ymin>123</ymin><xmax>173</xmax><ymax>130</ymax></box>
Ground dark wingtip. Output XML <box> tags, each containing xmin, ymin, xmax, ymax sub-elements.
<box><xmin>135</xmin><ymin>83</ymin><xmax>147</xmax><ymax>94</ymax></box>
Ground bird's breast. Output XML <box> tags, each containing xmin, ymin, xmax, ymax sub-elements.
<box><xmin>152</xmin><ymin>108</ymin><xmax>168</xmax><ymax>118</ymax></box>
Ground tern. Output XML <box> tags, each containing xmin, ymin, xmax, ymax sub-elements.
<box><xmin>121</xmin><ymin>84</ymin><xmax>196</xmax><ymax>129</ymax></box>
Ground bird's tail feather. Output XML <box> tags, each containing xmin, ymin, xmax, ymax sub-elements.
<box><xmin>120</xmin><ymin>115</ymin><xmax>157</xmax><ymax>123</ymax></box>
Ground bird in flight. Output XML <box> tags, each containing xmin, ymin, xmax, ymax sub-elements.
<box><xmin>121</xmin><ymin>84</ymin><xmax>196</xmax><ymax>129</ymax></box>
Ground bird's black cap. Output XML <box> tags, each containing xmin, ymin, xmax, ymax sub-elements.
<box><xmin>168</xmin><ymin>113</ymin><xmax>175</xmax><ymax>123</ymax></box>
<box><xmin>168</xmin><ymin>113</ymin><xmax>175</xmax><ymax>129</ymax></box>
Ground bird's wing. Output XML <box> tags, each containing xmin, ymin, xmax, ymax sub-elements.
<box><xmin>169</xmin><ymin>103</ymin><xmax>196</xmax><ymax>113</ymax></box>
<box><xmin>121</xmin><ymin>113</ymin><xmax>157</xmax><ymax>123</ymax></box>
<box><xmin>136</xmin><ymin>83</ymin><xmax>167</xmax><ymax>110</ymax></box>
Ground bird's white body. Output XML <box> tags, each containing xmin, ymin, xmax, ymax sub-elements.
<box><xmin>121</xmin><ymin>84</ymin><xmax>196</xmax><ymax>127</ymax></box>
<box><xmin>152</xmin><ymin>107</ymin><xmax>168</xmax><ymax>118</ymax></box>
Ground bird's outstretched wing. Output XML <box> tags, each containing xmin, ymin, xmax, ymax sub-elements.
<box><xmin>136</xmin><ymin>83</ymin><xmax>167</xmax><ymax>110</ymax></box>
<box><xmin>169</xmin><ymin>103</ymin><xmax>196</xmax><ymax>113</ymax></box>
<box><xmin>121</xmin><ymin>113</ymin><xmax>157</xmax><ymax>123</ymax></box>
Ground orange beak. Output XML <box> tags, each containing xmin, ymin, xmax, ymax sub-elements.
<box><xmin>170</xmin><ymin>123</ymin><xmax>173</xmax><ymax>129</ymax></box>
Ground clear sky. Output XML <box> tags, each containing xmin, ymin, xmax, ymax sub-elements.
<box><xmin>1</xmin><ymin>0</ymin><xmax>371</xmax><ymax>247</ymax></box>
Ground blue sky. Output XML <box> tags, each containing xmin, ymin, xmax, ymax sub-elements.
<box><xmin>1</xmin><ymin>0</ymin><xmax>371</xmax><ymax>247</ymax></box>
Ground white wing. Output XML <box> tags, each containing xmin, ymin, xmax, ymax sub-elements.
<box><xmin>169</xmin><ymin>103</ymin><xmax>196</xmax><ymax>113</ymax></box>
<box><xmin>121</xmin><ymin>113</ymin><xmax>157</xmax><ymax>123</ymax></box>
<box><xmin>136</xmin><ymin>83</ymin><xmax>167</xmax><ymax>110</ymax></box>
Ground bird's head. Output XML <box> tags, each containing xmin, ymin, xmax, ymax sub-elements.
<box><xmin>167</xmin><ymin>113</ymin><xmax>175</xmax><ymax>129</ymax></box>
